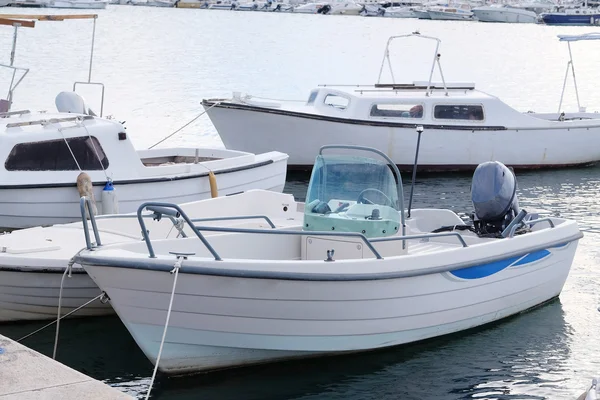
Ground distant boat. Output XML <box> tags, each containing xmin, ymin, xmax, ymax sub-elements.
<box><xmin>540</xmin><ymin>2</ymin><xmax>600</xmax><ymax>25</ymax></box>
<box><xmin>49</xmin><ymin>0</ymin><xmax>108</xmax><ymax>8</ymax></box>
<box><xmin>472</xmin><ymin>4</ymin><xmax>538</xmax><ymax>23</ymax></box>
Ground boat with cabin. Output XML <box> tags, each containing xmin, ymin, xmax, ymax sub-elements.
<box><xmin>472</xmin><ymin>4</ymin><xmax>538</xmax><ymax>23</ymax></box>
<box><xmin>48</xmin><ymin>0</ymin><xmax>108</xmax><ymax>9</ymax></box>
<box><xmin>202</xmin><ymin>32</ymin><xmax>600</xmax><ymax>172</ymax></box>
<box><xmin>427</xmin><ymin>3</ymin><xmax>474</xmax><ymax>20</ymax></box>
<box><xmin>540</xmin><ymin>2</ymin><xmax>600</xmax><ymax>25</ymax></box>
<box><xmin>75</xmin><ymin>144</ymin><xmax>582</xmax><ymax>375</ymax></box>
<box><xmin>0</xmin><ymin>15</ymin><xmax>288</xmax><ymax>229</ymax></box>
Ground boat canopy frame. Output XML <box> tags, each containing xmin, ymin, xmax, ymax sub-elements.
<box><xmin>0</xmin><ymin>14</ymin><xmax>104</xmax><ymax>116</ymax></box>
<box><xmin>376</xmin><ymin>31</ymin><xmax>449</xmax><ymax>97</ymax></box>
<box><xmin>556</xmin><ymin>33</ymin><xmax>600</xmax><ymax>114</ymax></box>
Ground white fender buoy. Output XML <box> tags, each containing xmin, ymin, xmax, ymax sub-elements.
<box><xmin>101</xmin><ymin>181</ymin><xmax>119</xmax><ymax>215</ymax></box>
<box><xmin>77</xmin><ymin>172</ymin><xmax>97</xmax><ymax>218</ymax></box>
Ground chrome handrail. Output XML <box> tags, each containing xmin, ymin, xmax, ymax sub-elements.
<box><xmin>370</xmin><ymin>231</ymin><xmax>468</xmax><ymax>248</ymax></box>
<box><xmin>80</xmin><ymin>196</ymin><xmax>102</xmax><ymax>250</ymax></box>
<box><xmin>135</xmin><ymin>202</ymin><xmax>473</xmax><ymax>262</ymax></box>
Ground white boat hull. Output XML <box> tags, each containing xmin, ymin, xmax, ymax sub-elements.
<box><xmin>0</xmin><ymin>270</ymin><xmax>109</xmax><ymax>322</ymax></box>
<box><xmin>204</xmin><ymin>103</ymin><xmax>600</xmax><ymax>171</ymax></box>
<box><xmin>0</xmin><ymin>152</ymin><xmax>287</xmax><ymax>229</ymax></box>
<box><xmin>83</xmin><ymin>238</ymin><xmax>579</xmax><ymax>374</ymax></box>
<box><xmin>0</xmin><ymin>190</ymin><xmax>302</xmax><ymax>322</ymax></box>
<box><xmin>49</xmin><ymin>0</ymin><xmax>108</xmax><ymax>8</ymax></box>
<box><xmin>473</xmin><ymin>7</ymin><xmax>537</xmax><ymax>23</ymax></box>
<box><xmin>428</xmin><ymin>10</ymin><xmax>473</xmax><ymax>20</ymax></box>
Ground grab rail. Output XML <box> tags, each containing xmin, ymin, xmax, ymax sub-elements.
<box><xmin>80</xmin><ymin>197</ymin><xmax>102</xmax><ymax>250</ymax></box>
<box><xmin>137</xmin><ymin>202</ymin><xmax>383</xmax><ymax>260</ymax></box>
<box><xmin>370</xmin><ymin>231</ymin><xmax>468</xmax><ymax>248</ymax></box>
<box><xmin>507</xmin><ymin>217</ymin><xmax>556</xmax><ymax>238</ymax></box>
<box><xmin>191</xmin><ymin>215</ymin><xmax>276</xmax><ymax>229</ymax></box>
<box><xmin>135</xmin><ymin>202</ymin><xmax>474</xmax><ymax>262</ymax></box>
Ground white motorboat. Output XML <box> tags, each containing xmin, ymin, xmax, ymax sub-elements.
<box><xmin>131</xmin><ymin>0</ymin><xmax>174</xmax><ymax>6</ymax></box>
<box><xmin>0</xmin><ymin>190</ymin><xmax>302</xmax><ymax>322</ymax></box>
<box><xmin>76</xmin><ymin>144</ymin><xmax>582</xmax><ymax>375</ymax></box>
<box><xmin>49</xmin><ymin>0</ymin><xmax>108</xmax><ymax>8</ymax></box>
<box><xmin>202</xmin><ymin>32</ymin><xmax>600</xmax><ymax>172</ymax></box>
<box><xmin>208</xmin><ymin>0</ymin><xmax>237</xmax><ymax>9</ymax></box>
<box><xmin>0</xmin><ymin>16</ymin><xmax>288</xmax><ymax>229</ymax></box>
<box><xmin>472</xmin><ymin>4</ymin><xmax>537</xmax><ymax>23</ymax></box>
<box><xmin>412</xmin><ymin>7</ymin><xmax>431</xmax><ymax>17</ymax></box>
<box><xmin>328</xmin><ymin>0</ymin><xmax>363</xmax><ymax>14</ymax></box>
<box><xmin>427</xmin><ymin>3</ymin><xmax>473</xmax><ymax>20</ymax></box>
<box><xmin>383</xmin><ymin>5</ymin><xmax>418</xmax><ymax>17</ymax></box>
<box><xmin>293</xmin><ymin>2</ymin><xmax>330</xmax><ymax>13</ymax></box>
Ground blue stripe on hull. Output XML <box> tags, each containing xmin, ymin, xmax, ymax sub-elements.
<box><xmin>450</xmin><ymin>245</ymin><xmax>564</xmax><ymax>280</ymax></box>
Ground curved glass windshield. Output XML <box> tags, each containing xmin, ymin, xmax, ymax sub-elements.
<box><xmin>303</xmin><ymin>154</ymin><xmax>401</xmax><ymax>238</ymax></box>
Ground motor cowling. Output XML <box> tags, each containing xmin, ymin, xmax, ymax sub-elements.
<box><xmin>470</xmin><ymin>161</ymin><xmax>520</xmax><ymax>235</ymax></box>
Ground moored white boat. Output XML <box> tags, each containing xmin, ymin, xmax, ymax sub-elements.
<box><xmin>48</xmin><ymin>0</ymin><xmax>108</xmax><ymax>8</ymax></box>
<box><xmin>0</xmin><ymin>16</ymin><xmax>288</xmax><ymax>229</ymax></box>
<box><xmin>0</xmin><ymin>190</ymin><xmax>302</xmax><ymax>322</ymax></box>
<box><xmin>77</xmin><ymin>145</ymin><xmax>582</xmax><ymax>375</ymax></box>
<box><xmin>203</xmin><ymin>32</ymin><xmax>600</xmax><ymax>172</ymax></box>
<box><xmin>472</xmin><ymin>4</ymin><xmax>537</xmax><ymax>23</ymax></box>
<box><xmin>427</xmin><ymin>3</ymin><xmax>473</xmax><ymax>20</ymax></box>
<box><xmin>292</xmin><ymin>1</ymin><xmax>330</xmax><ymax>13</ymax></box>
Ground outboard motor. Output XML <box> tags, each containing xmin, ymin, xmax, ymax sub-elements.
<box><xmin>55</xmin><ymin>91</ymin><xmax>97</xmax><ymax>116</ymax></box>
<box><xmin>470</xmin><ymin>161</ymin><xmax>520</xmax><ymax>236</ymax></box>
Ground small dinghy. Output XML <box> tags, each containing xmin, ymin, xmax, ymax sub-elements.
<box><xmin>76</xmin><ymin>145</ymin><xmax>582</xmax><ymax>375</ymax></box>
<box><xmin>0</xmin><ymin>190</ymin><xmax>303</xmax><ymax>322</ymax></box>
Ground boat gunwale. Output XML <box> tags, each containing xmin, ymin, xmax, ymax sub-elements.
<box><xmin>0</xmin><ymin>159</ymin><xmax>276</xmax><ymax>189</ymax></box>
<box><xmin>202</xmin><ymin>99</ymin><xmax>600</xmax><ymax>131</ymax></box>
<box><xmin>76</xmin><ymin>230</ymin><xmax>583</xmax><ymax>281</ymax></box>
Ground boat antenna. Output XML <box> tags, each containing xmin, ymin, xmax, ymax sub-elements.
<box><xmin>407</xmin><ymin>125</ymin><xmax>424</xmax><ymax>219</ymax></box>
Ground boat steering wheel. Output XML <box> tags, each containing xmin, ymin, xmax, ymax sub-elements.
<box><xmin>357</xmin><ymin>188</ymin><xmax>393</xmax><ymax>207</ymax></box>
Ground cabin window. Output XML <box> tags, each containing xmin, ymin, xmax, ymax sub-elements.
<box><xmin>306</xmin><ymin>90</ymin><xmax>319</xmax><ymax>105</ymax></box>
<box><xmin>434</xmin><ymin>105</ymin><xmax>484</xmax><ymax>121</ymax></box>
<box><xmin>323</xmin><ymin>94</ymin><xmax>350</xmax><ymax>110</ymax></box>
<box><xmin>5</xmin><ymin>136</ymin><xmax>109</xmax><ymax>171</ymax></box>
<box><xmin>370</xmin><ymin>103</ymin><xmax>424</xmax><ymax>118</ymax></box>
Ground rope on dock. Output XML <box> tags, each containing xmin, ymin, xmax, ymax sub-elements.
<box><xmin>145</xmin><ymin>256</ymin><xmax>184</xmax><ymax>400</ymax></box>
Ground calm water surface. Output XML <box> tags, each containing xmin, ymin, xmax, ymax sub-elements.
<box><xmin>0</xmin><ymin>7</ymin><xmax>600</xmax><ymax>400</ymax></box>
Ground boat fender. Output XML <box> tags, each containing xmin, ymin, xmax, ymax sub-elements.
<box><xmin>101</xmin><ymin>180</ymin><xmax>119</xmax><ymax>215</ymax></box>
<box><xmin>77</xmin><ymin>172</ymin><xmax>97</xmax><ymax>218</ymax></box>
<box><xmin>209</xmin><ymin>171</ymin><xmax>218</xmax><ymax>198</ymax></box>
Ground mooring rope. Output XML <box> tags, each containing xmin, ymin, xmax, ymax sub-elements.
<box><xmin>148</xmin><ymin>101</ymin><xmax>221</xmax><ymax>150</ymax></box>
<box><xmin>17</xmin><ymin>292</ymin><xmax>108</xmax><ymax>343</ymax></box>
<box><xmin>145</xmin><ymin>256</ymin><xmax>184</xmax><ymax>400</ymax></box>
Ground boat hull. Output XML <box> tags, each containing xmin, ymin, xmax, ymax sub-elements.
<box><xmin>428</xmin><ymin>10</ymin><xmax>473</xmax><ymax>20</ymax></box>
<box><xmin>541</xmin><ymin>13</ymin><xmax>600</xmax><ymax>25</ymax></box>
<box><xmin>204</xmin><ymin>103</ymin><xmax>600</xmax><ymax>171</ymax></box>
<box><xmin>83</xmin><ymin>239</ymin><xmax>578</xmax><ymax>374</ymax></box>
<box><xmin>473</xmin><ymin>8</ymin><xmax>537</xmax><ymax>23</ymax></box>
<box><xmin>49</xmin><ymin>0</ymin><xmax>108</xmax><ymax>8</ymax></box>
<box><xmin>0</xmin><ymin>270</ymin><xmax>110</xmax><ymax>322</ymax></box>
<box><xmin>0</xmin><ymin>153</ymin><xmax>287</xmax><ymax>229</ymax></box>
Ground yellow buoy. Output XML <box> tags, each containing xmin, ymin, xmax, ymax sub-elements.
<box><xmin>208</xmin><ymin>171</ymin><xmax>218</xmax><ymax>198</ymax></box>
